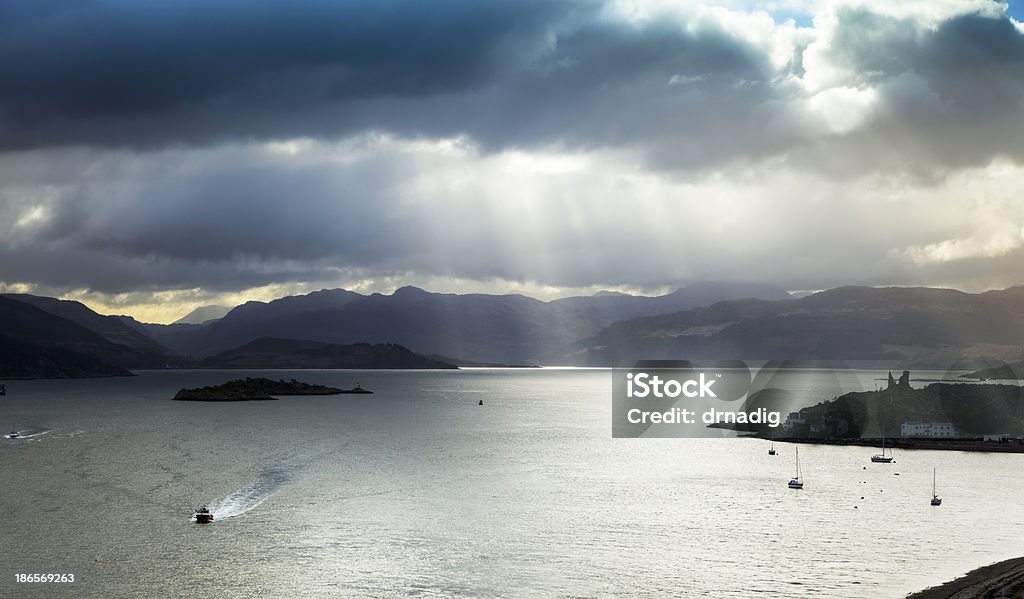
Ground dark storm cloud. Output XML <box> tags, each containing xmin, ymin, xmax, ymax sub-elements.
<box><xmin>3</xmin><ymin>1</ymin><xmax>1024</xmax><ymax>311</ymax></box>
<box><xmin>0</xmin><ymin>0</ymin><xmax>572</xmax><ymax>144</ymax></box>
<box><xmin>0</xmin><ymin>0</ymin><xmax>779</xmax><ymax>161</ymax></box>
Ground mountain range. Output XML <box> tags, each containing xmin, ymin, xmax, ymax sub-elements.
<box><xmin>142</xmin><ymin>282</ymin><xmax>792</xmax><ymax>363</ymax></box>
<box><xmin>576</xmin><ymin>285</ymin><xmax>1024</xmax><ymax>366</ymax></box>
<box><xmin>4</xmin><ymin>282</ymin><xmax>1024</xmax><ymax>377</ymax></box>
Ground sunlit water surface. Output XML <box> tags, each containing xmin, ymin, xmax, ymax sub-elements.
<box><xmin>2</xmin><ymin>368</ymin><xmax>1022</xmax><ymax>598</ymax></box>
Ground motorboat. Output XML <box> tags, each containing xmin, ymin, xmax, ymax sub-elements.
<box><xmin>193</xmin><ymin>506</ymin><xmax>214</xmax><ymax>523</ymax></box>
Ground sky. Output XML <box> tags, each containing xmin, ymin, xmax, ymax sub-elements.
<box><xmin>2</xmin><ymin>0</ymin><xmax>1024</xmax><ymax>323</ymax></box>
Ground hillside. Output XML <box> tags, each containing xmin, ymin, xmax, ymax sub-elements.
<box><xmin>0</xmin><ymin>333</ymin><xmax>131</xmax><ymax>379</ymax></box>
<box><xmin>3</xmin><ymin>292</ymin><xmax>169</xmax><ymax>360</ymax></box>
<box><xmin>962</xmin><ymin>360</ymin><xmax>1024</xmax><ymax>381</ymax></box>
<box><xmin>576</xmin><ymin>286</ymin><xmax>1024</xmax><ymax>366</ymax></box>
<box><xmin>779</xmin><ymin>381</ymin><xmax>1024</xmax><ymax>439</ymax></box>
<box><xmin>0</xmin><ymin>296</ymin><xmax>156</xmax><ymax>372</ymax></box>
<box><xmin>551</xmin><ymin>282</ymin><xmax>791</xmax><ymax>325</ymax></box>
<box><xmin>200</xmin><ymin>337</ymin><xmax>458</xmax><ymax>369</ymax></box>
<box><xmin>138</xmin><ymin>283</ymin><xmax>789</xmax><ymax>363</ymax></box>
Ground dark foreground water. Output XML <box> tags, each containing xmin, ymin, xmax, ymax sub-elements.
<box><xmin>2</xmin><ymin>368</ymin><xmax>1022</xmax><ymax>598</ymax></box>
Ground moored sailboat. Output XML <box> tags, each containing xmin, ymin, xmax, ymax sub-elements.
<box><xmin>871</xmin><ymin>423</ymin><xmax>894</xmax><ymax>463</ymax></box>
<box><xmin>930</xmin><ymin>468</ymin><xmax>942</xmax><ymax>506</ymax></box>
<box><xmin>788</xmin><ymin>446</ymin><xmax>803</xmax><ymax>489</ymax></box>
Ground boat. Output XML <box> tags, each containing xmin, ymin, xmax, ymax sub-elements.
<box><xmin>930</xmin><ymin>468</ymin><xmax>942</xmax><ymax>506</ymax></box>
<box><xmin>0</xmin><ymin>382</ymin><xmax>6</xmax><ymax>395</ymax></box>
<box><xmin>788</xmin><ymin>446</ymin><xmax>803</xmax><ymax>489</ymax></box>
<box><xmin>8</xmin><ymin>430</ymin><xmax>18</xmax><ymax>439</ymax></box>
<box><xmin>768</xmin><ymin>433</ymin><xmax>777</xmax><ymax>455</ymax></box>
<box><xmin>193</xmin><ymin>506</ymin><xmax>214</xmax><ymax>523</ymax></box>
<box><xmin>871</xmin><ymin>423</ymin><xmax>894</xmax><ymax>463</ymax></box>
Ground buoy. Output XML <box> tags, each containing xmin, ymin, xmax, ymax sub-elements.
<box><xmin>478</xmin><ymin>400</ymin><xmax>483</xmax><ymax>406</ymax></box>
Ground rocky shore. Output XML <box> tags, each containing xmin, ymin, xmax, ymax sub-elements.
<box><xmin>764</xmin><ymin>436</ymin><xmax>1024</xmax><ymax>454</ymax></box>
<box><xmin>906</xmin><ymin>556</ymin><xmax>1024</xmax><ymax>598</ymax></box>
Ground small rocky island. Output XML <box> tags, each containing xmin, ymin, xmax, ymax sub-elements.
<box><xmin>173</xmin><ymin>377</ymin><xmax>349</xmax><ymax>401</ymax></box>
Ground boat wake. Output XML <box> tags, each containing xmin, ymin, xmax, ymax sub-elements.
<box><xmin>207</xmin><ymin>467</ymin><xmax>291</xmax><ymax>520</ymax></box>
<box><xmin>5</xmin><ymin>428</ymin><xmax>51</xmax><ymax>440</ymax></box>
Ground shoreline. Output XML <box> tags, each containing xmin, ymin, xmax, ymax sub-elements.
<box><xmin>758</xmin><ymin>436</ymin><xmax>1024</xmax><ymax>454</ymax></box>
<box><xmin>905</xmin><ymin>556</ymin><xmax>1024</xmax><ymax>598</ymax></box>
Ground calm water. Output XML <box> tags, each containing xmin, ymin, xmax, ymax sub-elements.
<box><xmin>2</xmin><ymin>368</ymin><xmax>1023</xmax><ymax>598</ymax></box>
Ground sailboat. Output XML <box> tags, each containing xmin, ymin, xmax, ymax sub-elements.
<box><xmin>871</xmin><ymin>423</ymin><xmax>894</xmax><ymax>463</ymax></box>
<box><xmin>768</xmin><ymin>432</ymin><xmax>777</xmax><ymax>455</ymax></box>
<box><xmin>930</xmin><ymin>468</ymin><xmax>942</xmax><ymax>506</ymax></box>
<box><xmin>788</xmin><ymin>446</ymin><xmax>803</xmax><ymax>489</ymax></box>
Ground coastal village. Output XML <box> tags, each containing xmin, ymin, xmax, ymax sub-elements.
<box><xmin>780</xmin><ymin>371</ymin><xmax>1024</xmax><ymax>444</ymax></box>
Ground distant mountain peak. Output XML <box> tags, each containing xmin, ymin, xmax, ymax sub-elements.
<box><xmin>173</xmin><ymin>305</ymin><xmax>232</xmax><ymax>325</ymax></box>
<box><xmin>307</xmin><ymin>288</ymin><xmax>359</xmax><ymax>297</ymax></box>
<box><xmin>393</xmin><ymin>285</ymin><xmax>429</xmax><ymax>296</ymax></box>
<box><xmin>669</xmin><ymin>281</ymin><xmax>792</xmax><ymax>299</ymax></box>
